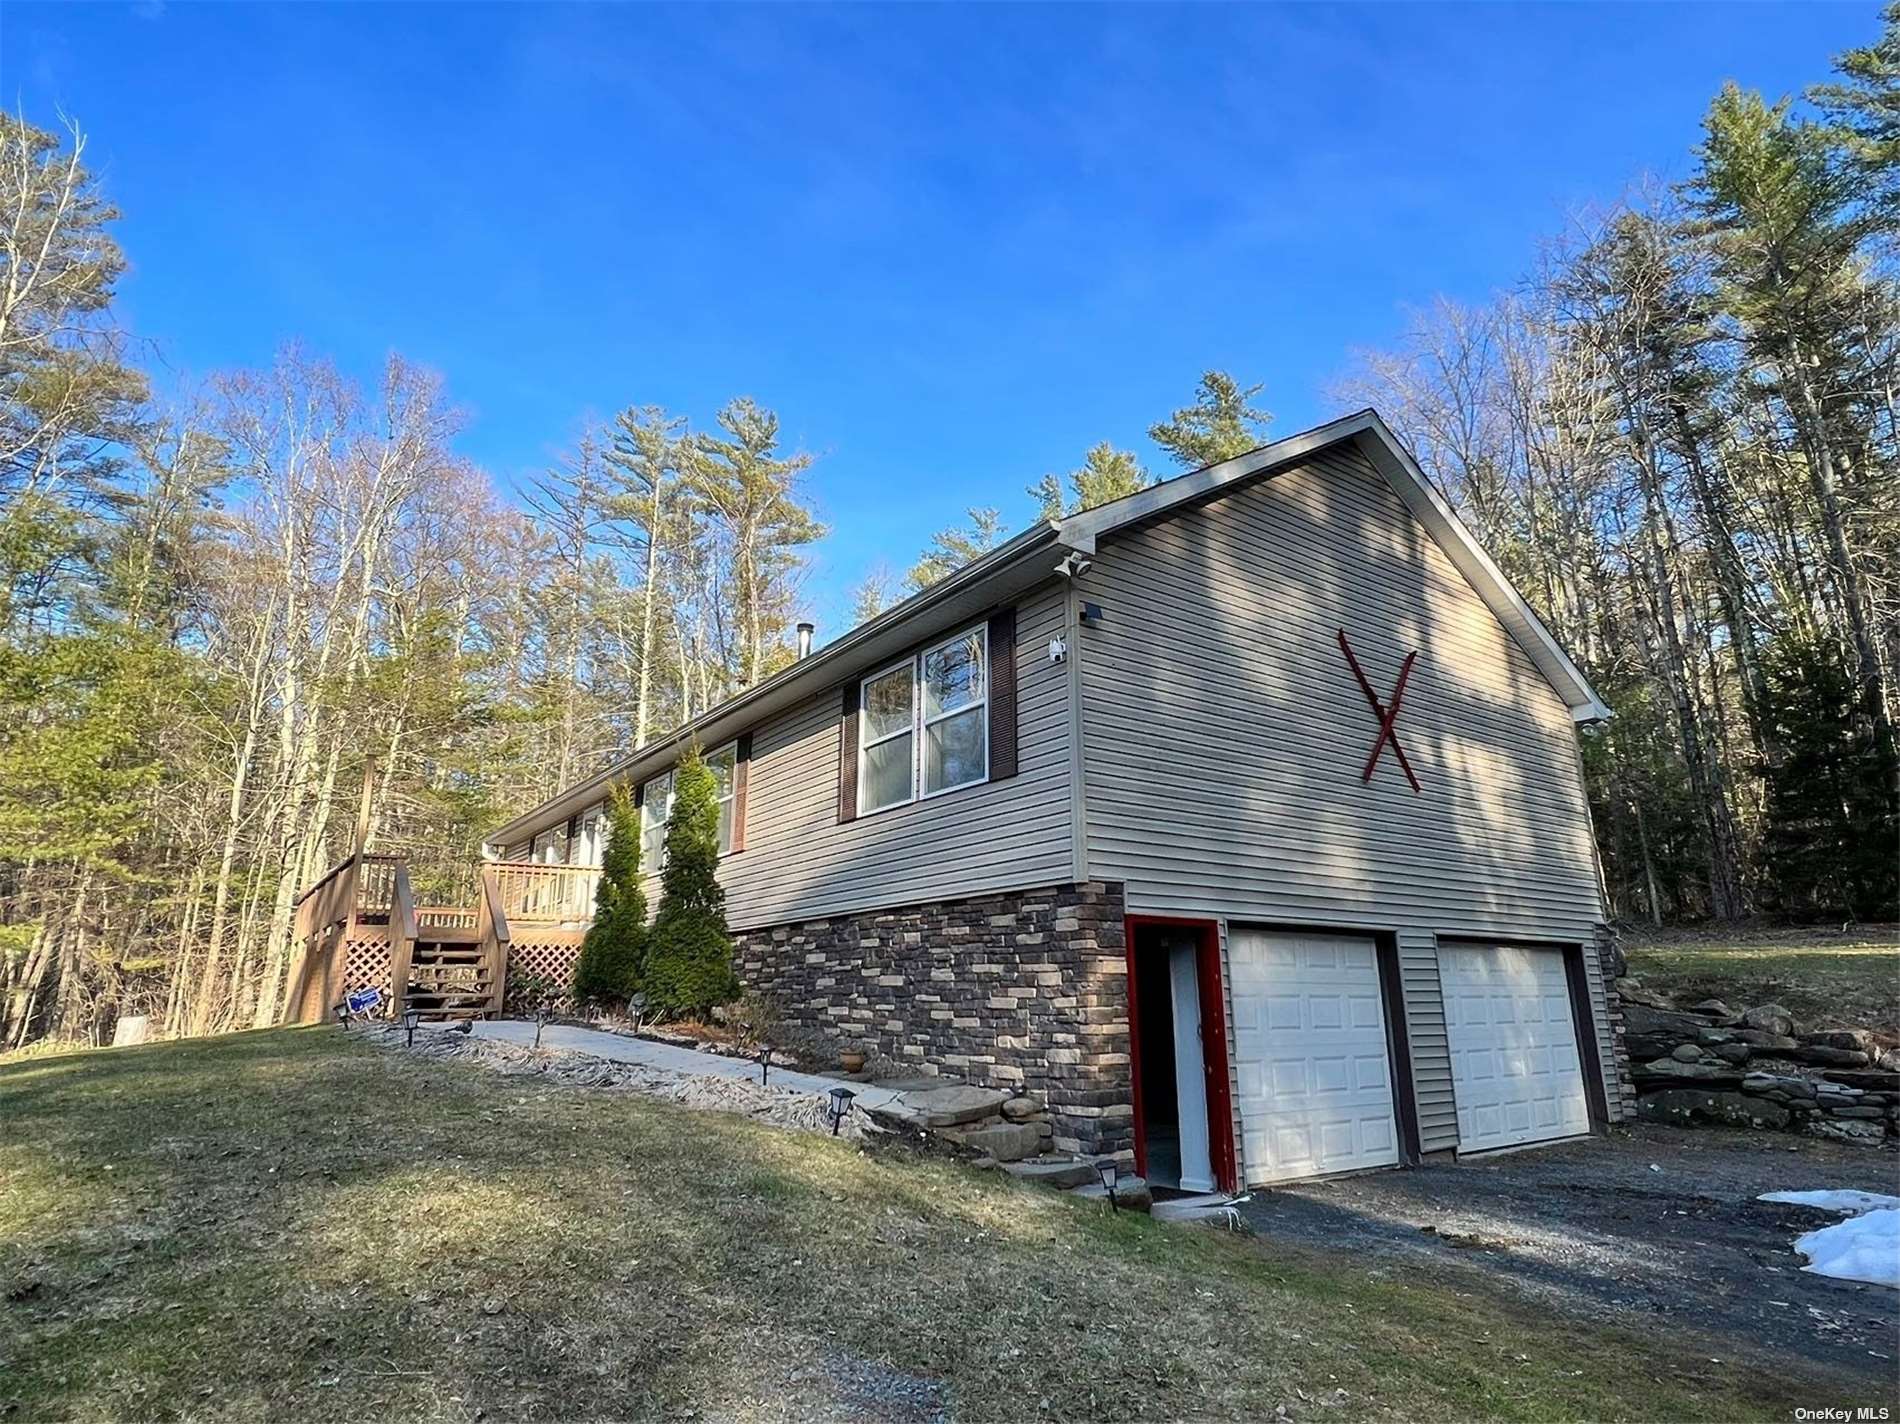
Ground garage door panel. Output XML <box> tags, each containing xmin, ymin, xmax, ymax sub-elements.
<box><xmin>1440</xmin><ymin>944</ymin><xmax>1591</xmax><ymax>1154</ymax></box>
<box><xmin>1231</xmin><ymin>929</ymin><xmax>1401</xmax><ymax>1185</ymax></box>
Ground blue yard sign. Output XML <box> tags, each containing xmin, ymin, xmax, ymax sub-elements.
<box><xmin>345</xmin><ymin>987</ymin><xmax>383</xmax><ymax>1017</ymax></box>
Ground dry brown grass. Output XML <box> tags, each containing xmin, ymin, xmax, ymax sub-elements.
<box><xmin>0</xmin><ymin>1029</ymin><xmax>1871</xmax><ymax>1422</ymax></box>
<box><xmin>1622</xmin><ymin>922</ymin><xmax>1900</xmax><ymax>1034</ymax></box>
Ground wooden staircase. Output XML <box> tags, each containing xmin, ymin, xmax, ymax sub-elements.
<box><xmin>289</xmin><ymin>851</ymin><xmax>598</xmax><ymax>1026</ymax></box>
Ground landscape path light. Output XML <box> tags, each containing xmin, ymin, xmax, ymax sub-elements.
<box><xmin>1095</xmin><ymin>1159</ymin><xmax>1119</xmax><ymax>1212</ymax></box>
<box><xmin>826</xmin><ymin>1086</ymin><xmax>857</xmax><ymax>1136</ymax></box>
<box><xmin>402</xmin><ymin>1007</ymin><xmax>421</xmax><ymax>1047</ymax></box>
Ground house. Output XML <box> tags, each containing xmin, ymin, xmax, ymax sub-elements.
<box><xmin>480</xmin><ymin>409</ymin><xmax>1631</xmax><ymax>1190</ymax></box>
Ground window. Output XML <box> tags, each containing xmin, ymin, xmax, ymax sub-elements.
<box><xmin>706</xmin><ymin>743</ymin><xmax>739</xmax><ymax>855</ymax></box>
<box><xmin>858</xmin><ymin>625</ymin><xmax>988</xmax><ymax>815</ymax></box>
<box><xmin>639</xmin><ymin>740</ymin><xmax>741</xmax><ymax>868</ymax></box>
<box><xmin>640</xmin><ymin>770</ymin><xmax>673</xmax><ymax>871</ymax></box>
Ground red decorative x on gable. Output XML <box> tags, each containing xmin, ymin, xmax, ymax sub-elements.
<box><xmin>1336</xmin><ymin>629</ymin><xmax>1422</xmax><ymax>794</ymax></box>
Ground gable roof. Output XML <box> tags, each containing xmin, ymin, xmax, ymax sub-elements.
<box><xmin>1058</xmin><ymin>408</ymin><xmax>1612</xmax><ymax>724</ymax></box>
<box><xmin>487</xmin><ymin>408</ymin><xmax>1607</xmax><ymax>850</ymax></box>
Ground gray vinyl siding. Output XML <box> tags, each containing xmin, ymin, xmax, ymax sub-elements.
<box><xmin>1079</xmin><ymin>445</ymin><xmax>1613</xmax><ymax>1158</ymax></box>
<box><xmin>698</xmin><ymin>584</ymin><xmax>1073</xmax><ymax>931</ymax></box>
<box><xmin>1581</xmin><ymin>937</ymin><xmax>1627</xmax><ymax>1120</ymax></box>
<box><xmin>1395</xmin><ymin>928</ymin><xmax>1458</xmax><ymax>1153</ymax></box>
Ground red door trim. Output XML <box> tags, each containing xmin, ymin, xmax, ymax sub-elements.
<box><xmin>1124</xmin><ymin>914</ymin><xmax>1239</xmax><ymax>1194</ymax></box>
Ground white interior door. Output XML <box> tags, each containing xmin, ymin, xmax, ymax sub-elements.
<box><xmin>1168</xmin><ymin>945</ymin><xmax>1216</xmax><ymax>1193</ymax></box>
<box><xmin>1439</xmin><ymin>943</ymin><xmax>1591</xmax><ymax>1153</ymax></box>
<box><xmin>1228</xmin><ymin>930</ymin><xmax>1399</xmax><ymax>1185</ymax></box>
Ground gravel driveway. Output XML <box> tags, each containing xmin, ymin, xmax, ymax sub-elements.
<box><xmin>1237</xmin><ymin>1124</ymin><xmax>1900</xmax><ymax>1387</ymax></box>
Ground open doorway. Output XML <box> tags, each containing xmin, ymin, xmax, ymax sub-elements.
<box><xmin>1127</xmin><ymin>917</ymin><xmax>1236</xmax><ymax>1194</ymax></box>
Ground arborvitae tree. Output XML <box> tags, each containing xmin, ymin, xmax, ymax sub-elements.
<box><xmin>1148</xmin><ymin>371</ymin><xmax>1273</xmax><ymax>468</ymax></box>
<box><xmin>642</xmin><ymin>748</ymin><xmax>739</xmax><ymax>1019</ymax></box>
<box><xmin>571</xmin><ymin>786</ymin><xmax>646</xmax><ymax>1008</ymax></box>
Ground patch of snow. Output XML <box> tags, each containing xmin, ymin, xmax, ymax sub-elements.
<box><xmin>1791</xmin><ymin>1210</ymin><xmax>1900</xmax><ymax>1289</ymax></box>
<box><xmin>1759</xmin><ymin>1189</ymin><xmax>1900</xmax><ymax>1215</ymax></box>
<box><xmin>1758</xmin><ymin>1190</ymin><xmax>1900</xmax><ymax>1288</ymax></box>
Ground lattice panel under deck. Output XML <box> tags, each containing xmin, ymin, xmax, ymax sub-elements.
<box><xmin>342</xmin><ymin>937</ymin><xmax>394</xmax><ymax>997</ymax></box>
<box><xmin>507</xmin><ymin>937</ymin><xmax>583</xmax><ymax>992</ymax></box>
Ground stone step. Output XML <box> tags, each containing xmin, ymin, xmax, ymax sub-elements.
<box><xmin>900</xmin><ymin>1084</ymin><xmax>1015</xmax><ymax>1128</ymax></box>
<box><xmin>1000</xmin><ymin>1156</ymin><xmax>1098</xmax><ymax>1190</ymax></box>
<box><xmin>955</xmin><ymin>1120</ymin><xmax>1042</xmax><ymax>1163</ymax></box>
<box><xmin>1070</xmin><ymin>1175</ymin><xmax>1153</xmax><ymax>1213</ymax></box>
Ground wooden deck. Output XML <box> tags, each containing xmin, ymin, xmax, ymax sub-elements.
<box><xmin>282</xmin><ymin>856</ymin><xmax>597</xmax><ymax>1023</ymax></box>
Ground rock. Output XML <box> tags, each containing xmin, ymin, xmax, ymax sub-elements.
<box><xmin>1743</xmin><ymin>1071</ymin><xmax>1815</xmax><ymax>1098</ymax></box>
<box><xmin>1626</xmin><ymin>1034</ymin><xmax>1681</xmax><ymax>1063</ymax></box>
<box><xmin>1809</xmin><ymin>1118</ymin><xmax>1888</xmax><ymax>1144</ymax></box>
<box><xmin>1742</xmin><ymin>1004</ymin><xmax>1794</xmax><ymax>1036</ymax></box>
<box><xmin>1669</xmin><ymin>1044</ymin><xmax>1704</xmax><ymax>1063</ymax></box>
<box><xmin>1636</xmin><ymin>1089</ymin><xmax>1790</xmax><ymax>1130</ymax></box>
<box><xmin>481</xmin><ymin>1298</ymin><xmax>505</xmax><ymax>1316</ymax></box>
<box><xmin>1739</xmin><ymin>1029</ymin><xmax>1800</xmax><ymax>1052</ymax></box>
<box><xmin>1828</xmin><ymin>1105</ymin><xmax>1888</xmax><ymax>1120</ymax></box>
<box><xmin>1690</xmin><ymin>999</ymin><xmax>1738</xmax><ymax>1022</ymax></box>
<box><xmin>1879</xmin><ymin>1048</ymin><xmax>1900</xmax><ymax>1072</ymax></box>
<box><xmin>1073</xmin><ymin>1173</ymin><xmax>1153</xmax><ymax>1213</ymax></box>
<box><xmin>1796</xmin><ymin>1045</ymin><xmax>1871</xmax><ymax>1068</ymax></box>
<box><xmin>1632</xmin><ymin>1059</ymin><xmax>1743</xmax><ymax>1089</ymax></box>
<box><xmin>1619</xmin><ymin>982</ymin><xmax>1677</xmax><ymax>1010</ymax></box>
<box><xmin>1000</xmin><ymin>1156</ymin><xmax>1098</xmax><ymax>1189</ymax></box>
<box><xmin>1695</xmin><ymin>1027</ymin><xmax>1738</xmax><ymax>1046</ymax></box>
<box><xmin>1000</xmin><ymin>1095</ymin><xmax>1044</xmax><ymax>1122</ymax></box>
<box><xmin>1822</xmin><ymin>1069</ymin><xmax>1900</xmax><ymax>1093</ymax></box>
<box><xmin>958</xmin><ymin>1121</ymin><xmax>1042</xmax><ymax>1162</ymax></box>
<box><xmin>897</xmin><ymin>1084</ymin><xmax>1014</xmax><ymax>1128</ymax></box>
<box><xmin>1710</xmin><ymin>1042</ymin><xmax>1752</xmax><ymax>1065</ymax></box>
<box><xmin>1623</xmin><ymin>1004</ymin><xmax>1711</xmax><ymax>1038</ymax></box>
<box><xmin>1801</xmin><ymin>1029</ymin><xmax>1875</xmax><ymax>1053</ymax></box>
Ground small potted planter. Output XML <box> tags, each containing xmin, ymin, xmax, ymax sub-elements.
<box><xmin>838</xmin><ymin>1048</ymin><xmax>866</xmax><ymax>1074</ymax></box>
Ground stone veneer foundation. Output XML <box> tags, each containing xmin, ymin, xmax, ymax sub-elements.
<box><xmin>734</xmin><ymin>880</ymin><xmax>1134</xmax><ymax>1157</ymax></box>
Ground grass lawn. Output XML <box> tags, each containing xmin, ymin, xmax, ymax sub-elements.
<box><xmin>0</xmin><ymin>1030</ymin><xmax>1865</xmax><ymax>1423</ymax></box>
<box><xmin>1621</xmin><ymin>923</ymin><xmax>1900</xmax><ymax>1035</ymax></box>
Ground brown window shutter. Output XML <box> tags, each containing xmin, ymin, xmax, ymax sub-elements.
<box><xmin>838</xmin><ymin>682</ymin><xmax>861</xmax><ymax>823</ymax></box>
<box><xmin>633</xmin><ymin>780</ymin><xmax>645</xmax><ymax>810</ymax></box>
<box><xmin>988</xmin><ymin>607</ymin><xmax>1018</xmax><ymax>782</ymax></box>
<box><xmin>732</xmin><ymin>732</ymin><xmax>753</xmax><ymax>852</ymax></box>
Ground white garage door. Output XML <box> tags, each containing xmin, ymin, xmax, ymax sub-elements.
<box><xmin>1228</xmin><ymin>930</ymin><xmax>1399</xmax><ymax>1184</ymax></box>
<box><xmin>1439</xmin><ymin>944</ymin><xmax>1591</xmax><ymax>1153</ymax></box>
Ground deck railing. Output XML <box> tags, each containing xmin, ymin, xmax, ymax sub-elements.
<box><xmin>293</xmin><ymin>851</ymin><xmax>404</xmax><ymax>944</ymax></box>
<box><xmin>488</xmin><ymin>862</ymin><xmax>600</xmax><ymax>927</ymax></box>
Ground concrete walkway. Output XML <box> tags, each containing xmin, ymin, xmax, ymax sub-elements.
<box><xmin>447</xmin><ymin>1019</ymin><xmax>905</xmax><ymax>1113</ymax></box>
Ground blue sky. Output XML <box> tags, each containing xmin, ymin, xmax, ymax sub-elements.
<box><xmin>3</xmin><ymin>2</ymin><xmax>1865</xmax><ymax>635</ymax></box>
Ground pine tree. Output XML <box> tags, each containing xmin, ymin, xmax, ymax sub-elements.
<box><xmin>572</xmin><ymin>785</ymin><xmax>646</xmax><ymax>1008</ymax></box>
<box><xmin>906</xmin><ymin>508</ymin><xmax>1007</xmax><ymax>592</ymax></box>
<box><xmin>642</xmin><ymin>748</ymin><xmax>738</xmax><ymax>1019</ymax></box>
<box><xmin>1148</xmin><ymin>371</ymin><xmax>1272</xmax><ymax>468</ymax></box>
<box><xmin>1028</xmin><ymin>442</ymin><xmax>1151</xmax><ymax>518</ymax></box>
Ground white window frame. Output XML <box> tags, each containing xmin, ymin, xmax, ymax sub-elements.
<box><xmin>856</xmin><ymin>623</ymin><xmax>989</xmax><ymax>817</ymax></box>
<box><xmin>639</xmin><ymin>769</ymin><xmax>674</xmax><ymax>873</ymax></box>
<box><xmin>857</xmin><ymin>654</ymin><xmax>920</xmax><ymax>816</ymax></box>
<box><xmin>639</xmin><ymin>740</ymin><xmax>741</xmax><ymax>866</ymax></box>
<box><xmin>705</xmin><ymin>741</ymin><xmax>739</xmax><ymax>857</ymax></box>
